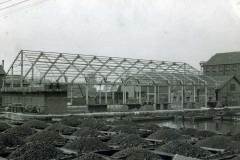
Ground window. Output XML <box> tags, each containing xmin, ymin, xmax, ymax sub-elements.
<box><xmin>232</xmin><ymin>65</ymin><xmax>237</xmax><ymax>72</ymax></box>
<box><xmin>230</xmin><ymin>83</ymin><xmax>236</xmax><ymax>91</ymax></box>
<box><xmin>226</xmin><ymin>65</ymin><xmax>230</xmax><ymax>72</ymax></box>
<box><xmin>219</xmin><ymin>65</ymin><xmax>224</xmax><ymax>72</ymax></box>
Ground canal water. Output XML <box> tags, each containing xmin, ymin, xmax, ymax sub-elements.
<box><xmin>157</xmin><ymin>120</ymin><xmax>240</xmax><ymax>134</ymax></box>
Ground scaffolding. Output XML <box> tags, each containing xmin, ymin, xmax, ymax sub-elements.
<box><xmin>3</xmin><ymin>50</ymin><xmax>217</xmax><ymax>108</ymax></box>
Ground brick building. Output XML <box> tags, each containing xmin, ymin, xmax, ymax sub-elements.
<box><xmin>201</xmin><ymin>52</ymin><xmax>240</xmax><ymax>106</ymax></box>
<box><xmin>201</xmin><ymin>52</ymin><xmax>240</xmax><ymax>76</ymax></box>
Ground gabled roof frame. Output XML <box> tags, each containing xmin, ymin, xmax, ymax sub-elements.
<box><xmin>6</xmin><ymin>50</ymin><xmax>216</xmax><ymax>86</ymax></box>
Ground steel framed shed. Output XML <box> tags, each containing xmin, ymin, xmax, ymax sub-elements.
<box><xmin>2</xmin><ymin>50</ymin><xmax>217</xmax><ymax>109</ymax></box>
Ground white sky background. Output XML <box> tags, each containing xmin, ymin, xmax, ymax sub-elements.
<box><xmin>1</xmin><ymin>0</ymin><xmax>240</xmax><ymax>70</ymax></box>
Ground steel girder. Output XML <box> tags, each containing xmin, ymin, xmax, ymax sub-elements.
<box><xmin>6</xmin><ymin>50</ymin><xmax>215</xmax><ymax>86</ymax></box>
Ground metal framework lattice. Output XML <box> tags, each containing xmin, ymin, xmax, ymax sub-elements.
<box><xmin>6</xmin><ymin>50</ymin><xmax>216</xmax><ymax>86</ymax></box>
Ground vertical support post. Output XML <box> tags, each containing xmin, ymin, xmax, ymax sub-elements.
<box><xmin>20</xmin><ymin>51</ymin><xmax>23</xmax><ymax>87</ymax></box>
<box><xmin>181</xmin><ymin>84</ymin><xmax>184</xmax><ymax>109</ymax></box>
<box><xmin>99</xmin><ymin>85</ymin><xmax>102</xmax><ymax>104</ymax></box>
<box><xmin>154</xmin><ymin>85</ymin><xmax>157</xmax><ymax>110</ymax></box>
<box><xmin>32</xmin><ymin>67</ymin><xmax>34</xmax><ymax>81</ymax></box>
<box><xmin>205</xmin><ymin>84</ymin><xmax>208</xmax><ymax>107</ymax></box>
<box><xmin>112</xmin><ymin>91</ymin><xmax>115</xmax><ymax>104</ymax></box>
<box><xmin>139</xmin><ymin>85</ymin><xmax>142</xmax><ymax>104</ymax></box>
<box><xmin>168</xmin><ymin>85</ymin><xmax>171</xmax><ymax>103</ymax></box>
<box><xmin>193</xmin><ymin>85</ymin><xmax>196</xmax><ymax>103</ymax></box>
<box><xmin>70</xmin><ymin>85</ymin><xmax>73</xmax><ymax>105</ymax></box>
<box><xmin>11</xmin><ymin>67</ymin><xmax>14</xmax><ymax>88</ymax></box>
<box><xmin>105</xmin><ymin>85</ymin><xmax>108</xmax><ymax>105</ymax></box>
<box><xmin>2</xmin><ymin>78</ymin><xmax>5</xmax><ymax>91</ymax></box>
<box><xmin>124</xmin><ymin>86</ymin><xmax>127</xmax><ymax>104</ymax></box>
<box><xmin>133</xmin><ymin>85</ymin><xmax>135</xmax><ymax>101</ymax></box>
<box><xmin>86</xmin><ymin>84</ymin><xmax>89</xmax><ymax>105</ymax></box>
<box><xmin>122</xmin><ymin>85</ymin><xmax>125</xmax><ymax>104</ymax></box>
<box><xmin>147</xmin><ymin>86</ymin><xmax>150</xmax><ymax>103</ymax></box>
<box><xmin>158</xmin><ymin>86</ymin><xmax>160</xmax><ymax>105</ymax></box>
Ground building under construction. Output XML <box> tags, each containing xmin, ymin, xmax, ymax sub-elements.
<box><xmin>1</xmin><ymin>50</ymin><xmax>217</xmax><ymax>114</ymax></box>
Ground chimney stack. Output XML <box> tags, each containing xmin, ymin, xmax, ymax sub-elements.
<box><xmin>2</xmin><ymin>60</ymin><xmax>4</xmax><ymax>70</ymax></box>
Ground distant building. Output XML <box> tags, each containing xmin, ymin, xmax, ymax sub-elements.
<box><xmin>201</xmin><ymin>52</ymin><xmax>240</xmax><ymax>106</ymax></box>
<box><xmin>0</xmin><ymin>64</ymin><xmax>6</xmax><ymax>107</ymax></box>
<box><xmin>201</xmin><ymin>52</ymin><xmax>240</xmax><ymax>76</ymax></box>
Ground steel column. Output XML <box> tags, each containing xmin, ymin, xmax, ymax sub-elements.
<box><xmin>205</xmin><ymin>85</ymin><xmax>208</xmax><ymax>107</ymax></box>
<box><xmin>20</xmin><ymin>51</ymin><xmax>23</xmax><ymax>87</ymax></box>
<box><xmin>112</xmin><ymin>91</ymin><xmax>115</xmax><ymax>104</ymax></box>
<box><xmin>70</xmin><ymin>85</ymin><xmax>73</xmax><ymax>105</ymax></box>
<box><xmin>122</xmin><ymin>85</ymin><xmax>125</xmax><ymax>104</ymax></box>
<box><xmin>139</xmin><ymin>86</ymin><xmax>142</xmax><ymax>104</ymax></box>
<box><xmin>86</xmin><ymin>85</ymin><xmax>89</xmax><ymax>105</ymax></box>
<box><xmin>193</xmin><ymin>85</ymin><xmax>196</xmax><ymax>102</ymax></box>
<box><xmin>168</xmin><ymin>85</ymin><xmax>171</xmax><ymax>103</ymax></box>
<box><xmin>99</xmin><ymin>85</ymin><xmax>102</xmax><ymax>104</ymax></box>
<box><xmin>147</xmin><ymin>86</ymin><xmax>150</xmax><ymax>103</ymax></box>
<box><xmin>154</xmin><ymin>85</ymin><xmax>157</xmax><ymax>109</ymax></box>
<box><xmin>181</xmin><ymin>85</ymin><xmax>184</xmax><ymax>109</ymax></box>
<box><xmin>105</xmin><ymin>87</ymin><xmax>108</xmax><ymax>105</ymax></box>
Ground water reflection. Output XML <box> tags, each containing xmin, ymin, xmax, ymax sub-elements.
<box><xmin>157</xmin><ymin>120</ymin><xmax>240</xmax><ymax>134</ymax></box>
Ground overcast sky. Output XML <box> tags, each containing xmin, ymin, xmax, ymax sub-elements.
<box><xmin>1</xmin><ymin>0</ymin><xmax>240</xmax><ymax>70</ymax></box>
